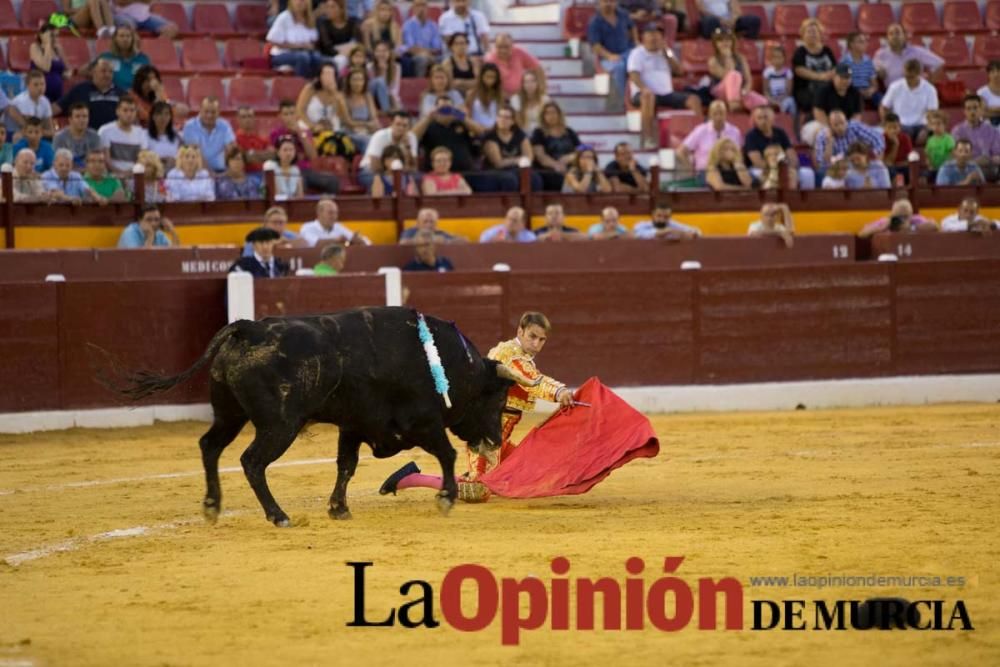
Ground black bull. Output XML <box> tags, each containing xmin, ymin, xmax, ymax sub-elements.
<box><xmin>110</xmin><ymin>307</ymin><xmax>535</xmax><ymax>526</ymax></box>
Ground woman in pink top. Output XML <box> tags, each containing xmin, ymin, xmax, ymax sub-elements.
<box><xmin>707</xmin><ymin>28</ymin><xmax>768</xmax><ymax>112</ymax></box>
<box><xmin>421</xmin><ymin>147</ymin><xmax>473</xmax><ymax>196</ymax></box>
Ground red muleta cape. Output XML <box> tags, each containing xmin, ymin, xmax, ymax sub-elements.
<box><xmin>479</xmin><ymin>377</ymin><xmax>660</xmax><ymax>498</ymax></box>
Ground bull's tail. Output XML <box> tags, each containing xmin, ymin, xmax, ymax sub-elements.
<box><xmin>95</xmin><ymin>321</ymin><xmax>244</xmax><ymax>401</ymax></box>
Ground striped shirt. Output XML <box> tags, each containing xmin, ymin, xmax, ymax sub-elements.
<box><xmin>815</xmin><ymin>121</ymin><xmax>885</xmax><ymax>169</ymax></box>
<box><xmin>840</xmin><ymin>52</ymin><xmax>877</xmax><ymax>91</ymax></box>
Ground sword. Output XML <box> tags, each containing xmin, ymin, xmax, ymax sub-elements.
<box><xmin>572</xmin><ymin>401</ymin><xmax>591</xmax><ymax>407</ymax></box>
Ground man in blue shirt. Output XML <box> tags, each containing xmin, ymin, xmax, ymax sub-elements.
<box><xmin>936</xmin><ymin>139</ymin><xmax>986</xmax><ymax>186</ymax></box>
<box><xmin>403</xmin><ymin>230</ymin><xmax>455</xmax><ymax>272</ymax></box>
<box><xmin>118</xmin><ymin>204</ymin><xmax>180</xmax><ymax>248</ymax></box>
<box><xmin>182</xmin><ymin>97</ymin><xmax>237</xmax><ymax>173</ymax></box>
<box><xmin>400</xmin><ymin>0</ymin><xmax>443</xmax><ymax>78</ymax></box>
<box><xmin>41</xmin><ymin>148</ymin><xmax>104</xmax><ymax>204</ymax></box>
<box><xmin>586</xmin><ymin>0</ymin><xmax>637</xmax><ymax>107</ymax></box>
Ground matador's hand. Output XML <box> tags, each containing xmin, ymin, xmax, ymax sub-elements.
<box><xmin>556</xmin><ymin>387</ymin><xmax>574</xmax><ymax>408</ymax></box>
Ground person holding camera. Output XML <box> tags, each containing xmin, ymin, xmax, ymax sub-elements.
<box><xmin>941</xmin><ymin>198</ymin><xmax>1000</xmax><ymax>234</ymax></box>
<box><xmin>858</xmin><ymin>198</ymin><xmax>938</xmax><ymax>238</ymax></box>
<box><xmin>117</xmin><ymin>203</ymin><xmax>179</xmax><ymax>248</ymax></box>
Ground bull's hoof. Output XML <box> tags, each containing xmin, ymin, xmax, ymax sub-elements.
<box><xmin>329</xmin><ymin>507</ymin><xmax>353</xmax><ymax>520</ymax></box>
<box><xmin>202</xmin><ymin>501</ymin><xmax>220</xmax><ymax>524</ymax></box>
<box><xmin>268</xmin><ymin>513</ymin><xmax>291</xmax><ymax>527</ymax></box>
<box><xmin>379</xmin><ymin>461</ymin><xmax>420</xmax><ymax>496</ymax></box>
<box><xmin>436</xmin><ymin>491</ymin><xmax>454</xmax><ymax>516</ymax></box>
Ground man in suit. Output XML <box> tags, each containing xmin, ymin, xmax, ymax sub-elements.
<box><xmin>229</xmin><ymin>227</ymin><xmax>290</xmax><ymax>278</ymax></box>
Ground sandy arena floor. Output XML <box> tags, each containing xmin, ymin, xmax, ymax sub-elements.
<box><xmin>1</xmin><ymin>405</ymin><xmax>998</xmax><ymax>666</ymax></box>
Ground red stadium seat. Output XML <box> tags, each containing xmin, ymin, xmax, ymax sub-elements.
<box><xmin>900</xmin><ymin>2</ymin><xmax>943</xmax><ymax>35</ymax></box>
<box><xmin>816</xmin><ymin>4</ymin><xmax>855</xmax><ymax>36</ymax></box>
<box><xmin>772</xmin><ymin>4</ymin><xmax>809</xmax><ymax>37</ymax></box>
<box><xmin>930</xmin><ymin>35</ymin><xmax>972</xmax><ymax>67</ymax></box>
<box><xmin>20</xmin><ymin>0</ymin><xmax>59</xmax><ymax>30</ymax></box>
<box><xmin>234</xmin><ymin>3</ymin><xmax>268</xmax><ymax>34</ymax></box>
<box><xmin>193</xmin><ymin>3</ymin><xmax>236</xmax><ymax>36</ymax></box>
<box><xmin>229</xmin><ymin>76</ymin><xmax>270</xmax><ymax>111</ymax></box>
<box><xmin>224</xmin><ymin>39</ymin><xmax>267</xmax><ymax>69</ymax></box>
<box><xmin>399</xmin><ymin>78</ymin><xmax>424</xmax><ymax>113</ymax></box>
<box><xmin>147</xmin><ymin>2</ymin><xmax>190</xmax><ymax>34</ymax></box>
<box><xmin>314</xmin><ymin>156</ymin><xmax>364</xmax><ymax>194</ymax></box>
<box><xmin>414</xmin><ymin>6</ymin><xmax>443</xmax><ymax>23</ymax></box>
<box><xmin>942</xmin><ymin>1</ymin><xmax>984</xmax><ymax>33</ymax></box>
<box><xmin>684</xmin><ymin>0</ymin><xmax>702</xmax><ymax>35</ymax></box>
<box><xmin>728</xmin><ymin>112</ymin><xmax>752</xmax><ymax>135</ymax></box>
<box><xmin>773</xmin><ymin>112</ymin><xmax>798</xmax><ymax>143</ymax></box>
<box><xmin>988</xmin><ymin>1</ymin><xmax>1000</xmax><ymax>31</ymax></box>
<box><xmin>6</xmin><ymin>35</ymin><xmax>32</xmax><ymax>71</ymax></box>
<box><xmin>181</xmin><ymin>37</ymin><xmax>224</xmax><ymax>72</ymax></box>
<box><xmin>823</xmin><ymin>38</ymin><xmax>843</xmax><ymax>61</ymax></box>
<box><xmin>187</xmin><ymin>75</ymin><xmax>226</xmax><ymax>109</ymax></box>
<box><xmin>161</xmin><ymin>76</ymin><xmax>185</xmax><ymax>102</ymax></box>
<box><xmin>660</xmin><ymin>13</ymin><xmax>678</xmax><ymax>46</ymax></box>
<box><xmin>658</xmin><ymin>112</ymin><xmax>699</xmax><ymax>149</ymax></box>
<box><xmin>563</xmin><ymin>5</ymin><xmax>595</xmax><ymax>40</ymax></box>
<box><xmin>741</xmin><ymin>5</ymin><xmax>771</xmax><ymax>37</ymax></box>
<box><xmin>681</xmin><ymin>38</ymin><xmax>713</xmax><ymax>74</ymax></box>
<box><xmin>270</xmin><ymin>76</ymin><xmax>308</xmax><ymax>104</ymax></box>
<box><xmin>0</xmin><ymin>0</ymin><xmax>21</xmax><ymax>30</ymax></box>
<box><xmin>150</xmin><ymin>2</ymin><xmax>191</xmax><ymax>33</ymax></box>
<box><xmin>857</xmin><ymin>3</ymin><xmax>895</xmax><ymax>36</ymax></box>
<box><xmin>142</xmin><ymin>37</ymin><xmax>182</xmax><ymax>74</ymax></box>
<box><xmin>0</xmin><ymin>44</ymin><xmax>6</xmax><ymax>70</ymax></box>
<box><xmin>738</xmin><ymin>40</ymin><xmax>761</xmax><ymax>71</ymax></box>
<box><xmin>863</xmin><ymin>35</ymin><xmax>882</xmax><ymax>58</ymax></box>
<box><xmin>973</xmin><ymin>34</ymin><xmax>1000</xmax><ymax>66</ymax></box>
<box><xmin>953</xmin><ymin>69</ymin><xmax>988</xmax><ymax>92</ymax></box>
<box><xmin>60</xmin><ymin>36</ymin><xmax>92</xmax><ymax>70</ymax></box>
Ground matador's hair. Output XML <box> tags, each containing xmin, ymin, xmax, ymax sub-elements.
<box><xmin>518</xmin><ymin>311</ymin><xmax>551</xmax><ymax>332</ymax></box>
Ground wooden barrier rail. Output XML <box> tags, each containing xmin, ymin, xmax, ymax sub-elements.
<box><xmin>2</xmin><ymin>259</ymin><xmax>998</xmax><ymax>413</ymax></box>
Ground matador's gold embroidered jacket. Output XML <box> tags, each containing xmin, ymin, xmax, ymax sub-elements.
<box><xmin>487</xmin><ymin>337</ymin><xmax>565</xmax><ymax>412</ymax></box>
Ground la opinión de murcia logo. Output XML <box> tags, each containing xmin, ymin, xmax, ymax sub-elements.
<box><xmin>346</xmin><ymin>558</ymin><xmax>974</xmax><ymax>644</ymax></box>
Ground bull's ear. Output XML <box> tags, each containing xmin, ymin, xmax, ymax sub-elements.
<box><xmin>495</xmin><ymin>361</ymin><xmax>542</xmax><ymax>387</ymax></box>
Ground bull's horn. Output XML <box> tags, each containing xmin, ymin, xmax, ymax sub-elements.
<box><xmin>496</xmin><ymin>363</ymin><xmax>542</xmax><ymax>387</ymax></box>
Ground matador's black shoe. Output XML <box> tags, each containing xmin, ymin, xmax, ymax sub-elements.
<box><xmin>379</xmin><ymin>461</ymin><xmax>420</xmax><ymax>496</ymax></box>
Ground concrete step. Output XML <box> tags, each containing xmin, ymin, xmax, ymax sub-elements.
<box><xmin>547</xmin><ymin>76</ymin><xmax>598</xmax><ymax>95</ymax></box>
<box><xmin>540</xmin><ymin>58</ymin><xmax>584</xmax><ymax>77</ymax></box>
<box><xmin>578</xmin><ymin>131</ymin><xmax>641</xmax><ymax>152</ymax></box>
<box><xmin>551</xmin><ymin>94</ymin><xmax>610</xmax><ymax>113</ymax></box>
<box><xmin>565</xmin><ymin>113</ymin><xmax>629</xmax><ymax>132</ymax></box>
<box><xmin>518</xmin><ymin>39</ymin><xmax>573</xmax><ymax>58</ymax></box>
<box><xmin>491</xmin><ymin>22</ymin><xmax>563</xmax><ymax>40</ymax></box>
<box><xmin>503</xmin><ymin>2</ymin><xmax>560</xmax><ymax>22</ymax></box>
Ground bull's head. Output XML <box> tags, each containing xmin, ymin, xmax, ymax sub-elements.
<box><xmin>450</xmin><ymin>359</ymin><xmax>539</xmax><ymax>454</ymax></box>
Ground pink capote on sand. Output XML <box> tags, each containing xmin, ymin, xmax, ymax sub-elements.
<box><xmin>478</xmin><ymin>377</ymin><xmax>660</xmax><ymax>498</ymax></box>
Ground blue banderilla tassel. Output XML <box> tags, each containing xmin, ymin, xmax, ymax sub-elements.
<box><xmin>417</xmin><ymin>312</ymin><xmax>452</xmax><ymax>408</ymax></box>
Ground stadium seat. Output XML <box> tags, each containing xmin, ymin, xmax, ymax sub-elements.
<box><xmin>229</xmin><ymin>76</ymin><xmax>270</xmax><ymax>111</ymax></box>
<box><xmin>224</xmin><ymin>39</ymin><xmax>267</xmax><ymax>69</ymax></box>
<box><xmin>660</xmin><ymin>13</ymin><xmax>678</xmax><ymax>46</ymax></box>
<box><xmin>816</xmin><ymin>4</ymin><xmax>855</xmax><ymax>36</ymax></box>
<box><xmin>20</xmin><ymin>0</ymin><xmax>59</xmax><ymax>31</ymax></box>
<box><xmin>181</xmin><ymin>37</ymin><xmax>224</xmax><ymax>72</ymax></box>
<box><xmin>773</xmin><ymin>112</ymin><xmax>797</xmax><ymax>143</ymax></box>
<box><xmin>193</xmin><ymin>3</ymin><xmax>237</xmax><ymax>36</ymax></box>
<box><xmin>857</xmin><ymin>3</ymin><xmax>895</xmax><ymax>35</ymax></box>
<box><xmin>953</xmin><ymin>69</ymin><xmax>988</xmax><ymax>92</ymax></box>
<box><xmin>399</xmin><ymin>78</ymin><xmax>424</xmax><ymax>113</ymax></box>
<box><xmin>187</xmin><ymin>75</ymin><xmax>226</xmax><ymax>109</ymax></box>
<box><xmin>234</xmin><ymin>3</ymin><xmax>268</xmax><ymax>34</ymax></box>
<box><xmin>150</xmin><ymin>2</ymin><xmax>191</xmax><ymax>33</ymax></box>
<box><xmin>314</xmin><ymin>156</ymin><xmax>364</xmax><ymax>194</ymax></box>
<box><xmin>681</xmin><ymin>39</ymin><xmax>713</xmax><ymax>74</ymax></box>
<box><xmin>0</xmin><ymin>0</ymin><xmax>21</xmax><ymax>30</ymax></box>
<box><xmin>0</xmin><ymin>44</ymin><xmax>6</xmax><ymax>70</ymax></box>
<box><xmin>161</xmin><ymin>76</ymin><xmax>185</xmax><ymax>102</ymax></box>
<box><xmin>973</xmin><ymin>34</ymin><xmax>1000</xmax><ymax>66</ymax></box>
<box><xmin>728</xmin><ymin>112</ymin><xmax>752</xmax><ymax>136</ymax></box>
<box><xmin>6</xmin><ymin>35</ymin><xmax>32</xmax><ymax>71</ymax></box>
<box><xmin>900</xmin><ymin>2</ymin><xmax>943</xmax><ymax>35</ymax></box>
<box><xmin>270</xmin><ymin>76</ymin><xmax>308</xmax><ymax>104</ymax></box>
<box><xmin>60</xmin><ymin>36</ymin><xmax>92</xmax><ymax>70</ymax></box>
<box><xmin>930</xmin><ymin>35</ymin><xmax>972</xmax><ymax>67</ymax></box>
<box><xmin>942</xmin><ymin>1</ymin><xmax>984</xmax><ymax>33</ymax></box>
<box><xmin>823</xmin><ymin>38</ymin><xmax>843</xmax><ymax>61</ymax></box>
<box><xmin>142</xmin><ymin>37</ymin><xmax>182</xmax><ymax>74</ymax></box>
<box><xmin>738</xmin><ymin>40</ymin><xmax>761</xmax><ymax>72</ymax></box>
<box><xmin>741</xmin><ymin>4</ymin><xmax>771</xmax><ymax>37</ymax></box>
<box><xmin>988</xmin><ymin>0</ymin><xmax>1000</xmax><ymax>31</ymax></box>
<box><xmin>772</xmin><ymin>4</ymin><xmax>809</xmax><ymax>37</ymax></box>
<box><xmin>563</xmin><ymin>5</ymin><xmax>595</xmax><ymax>40</ymax></box>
